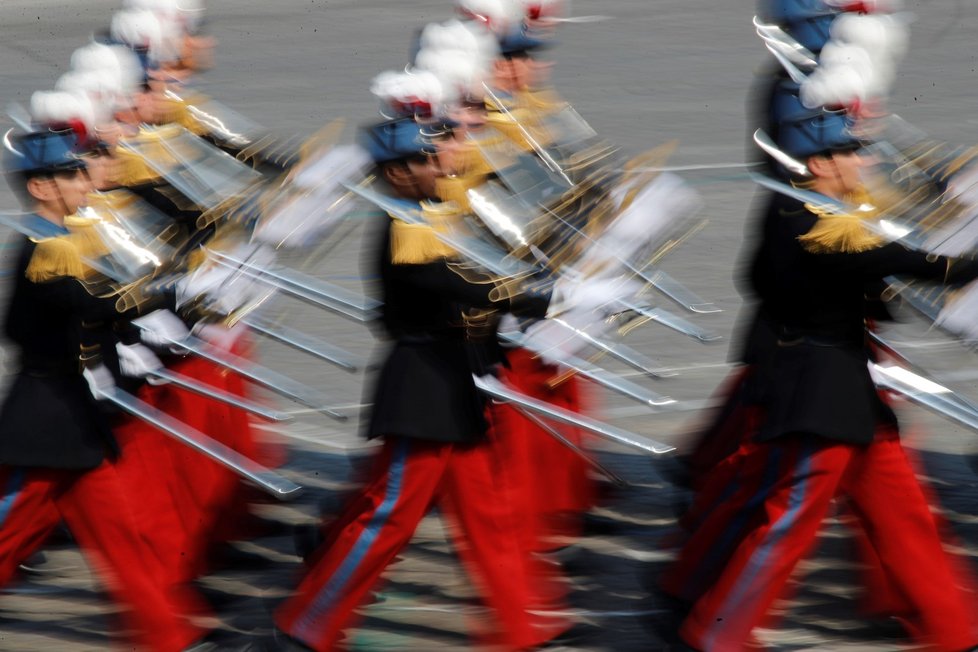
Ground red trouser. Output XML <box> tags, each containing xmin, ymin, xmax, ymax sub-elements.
<box><xmin>275</xmin><ymin>436</ymin><xmax>566</xmax><ymax>651</ymax></box>
<box><xmin>676</xmin><ymin>430</ymin><xmax>978</xmax><ymax>652</ymax></box>
<box><xmin>495</xmin><ymin>348</ymin><xmax>595</xmax><ymax>545</ymax></box>
<box><xmin>0</xmin><ymin>463</ymin><xmax>205</xmax><ymax>652</ymax></box>
<box><xmin>114</xmin><ymin>331</ymin><xmax>276</xmax><ymax>585</ymax></box>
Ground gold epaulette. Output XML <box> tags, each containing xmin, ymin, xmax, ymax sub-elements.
<box><xmin>86</xmin><ymin>188</ymin><xmax>133</xmax><ymax>212</ymax></box>
<box><xmin>158</xmin><ymin>93</ymin><xmax>207</xmax><ymax>136</ymax></box>
<box><xmin>113</xmin><ymin>125</ymin><xmax>188</xmax><ymax>187</ymax></box>
<box><xmin>435</xmin><ymin>168</ymin><xmax>488</xmax><ymax>213</ymax></box>
<box><xmin>798</xmin><ymin>190</ymin><xmax>884</xmax><ymax>254</ymax></box>
<box><xmin>26</xmin><ymin>213</ymin><xmax>125</xmax><ymax>283</ymax></box>
<box><xmin>457</xmin><ymin>141</ymin><xmax>494</xmax><ymax>177</ymax></box>
<box><xmin>484</xmin><ymin>103</ymin><xmax>538</xmax><ymax>152</ymax></box>
<box><xmin>63</xmin><ymin>213</ymin><xmax>112</xmax><ymax>260</ymax></box>
<box><xmin>389</xmin><ymin>201</ymin><xmax>460</xmax><ymax>264</ymax></box>
<box><xmin>517</xmin><ymin>88</ymin><xmax>566</xmax><ymax>113</ymax></box>
<box><xmin>113</xmin><ymin>141</ymin><xmax>161</xmax><ymax>187</ymax></box>
<box><xmin>25</xmin><ymin>234</ymin><xmax>86</xmax><ymax>283</ymax></box>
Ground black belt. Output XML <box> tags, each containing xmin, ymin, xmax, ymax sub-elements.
<box><xmin>21</xmin><ymin>365</ymin><xmax>80</xmax><ymax>378</ymax></box>
<box><xmin>776</xmin><ymin>334</ymin><xmax>860</xmax><ymax>348</ymax></box>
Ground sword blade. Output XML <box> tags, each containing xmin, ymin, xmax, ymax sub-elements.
<box><xmin>141</xmin><ymin>332</ymin><xmax>349</xmax><ymax>422</ymax></box>
<box><xmin>642</xmin><ymin>269</ymin><xmax>720</xmax><ymax>314</ymax></box>
<box><xmin>243</xmin><ymin>313</ymin><xmax>365</xmax><ymax>373</ymax></box>
<box><xmin>622</xmin><ymin>303</ymin><xmax>722</xmax><ymax>343</ymax></box>
<box><xmin>546</xmin><ymin>317</ymin><xmax>681</xmax><ymax>378</ymax></box>
<box><xmin>98</xmin><ymin>387</ymin><xmax>302</xmax><ymax>498</ymax></box>
<box><xmin>150</xmin><ymin>368</ymin><xmax>293</xmax><ymax>422</ymax></box>
<box><xmin>474</xmin><ymin>374</ymin><xmax>675</xmax><ymax>454</ymax></box>
<box><xmin>870</xmin><ymin>363</ymin><xmax>978</xmax><ymax>433</ymax></box>
<box><xmin>500</xmin><ymin>331</ymin><xmax>677</xmax><ymax>406</ymax></box>
<box><xmin>209</xmin><ymin>250</ymin><xmax>380</xmax><ymax>322</ymax></box>
<box><xmin>512</xmin><ymin>405</ymin><xmax>630</xmax><ymax>487</ymax></box>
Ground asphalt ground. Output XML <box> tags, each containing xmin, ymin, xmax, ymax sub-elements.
<box><xmin>3</xmin><ymin>1</ymin><xmax>978</xmax><ymax>650</ymax></box>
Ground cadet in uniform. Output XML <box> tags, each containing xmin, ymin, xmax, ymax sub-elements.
<box><xmin>0</xmin><ymin>128</ymin><xmax>209</xmax><ymax>652</ymax></box>
<box><xmin>273</xmin><ymin>116</ymin><xmax>569</xmax><ymax>651</ymax></box>
<box><xmin>660</xmin><ymin>99</ymin><xmax>978</xmax><ymax>652</ymax></box>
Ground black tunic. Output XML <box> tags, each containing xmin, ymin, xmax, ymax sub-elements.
<box><xmin>747</xmin><ymin>194</ymin><xmax>978</xmax><ymax>445</ymax></box>
<box><xmin>0</xmin><ymin>231</ymin><xmax>124</xmax><ymax>469</ymax></box>
<box><xmin>366</xmin><ymin>215</ymin><xmax>511</xmax><ymax>443</ymax></box>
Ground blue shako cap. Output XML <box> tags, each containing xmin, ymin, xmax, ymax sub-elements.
<box><xmin>770</xmin><ymin>80</ymin><xmax>820</xmax><ymax>126</ymax></box>
<box><xmin>3</xmin><ymin>129</ymin><xmax>86</xmax><ymax>176</ymax></box>
<box><xmin>762</xmin><ymin>0</ymin><xmax>838</xmax><ymax>21</ymax></box>
<box><xmin>759</xmin><ymin>0</ymin><xmax>840</xmax><ymax>53</ymax></box>
<box><xmin>498</xmin><ymin>24</ymin><xmax>549</xmax><ymax>55</ymax></box>
<box><xmin>772</xmin><ymin>81</ymin><xmax>858</xmax><ymax>159</ymax></box>
<box><xmin>359</xmin><ymin>118</ymin><xmax>432</xmax><ymax>164</ymax></box>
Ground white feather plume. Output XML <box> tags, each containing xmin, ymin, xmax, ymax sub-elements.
<box><xmin>830</xmin><ymin>13</ymin><xmax>909</xmax><ymax>64</ymax></box>
<box><xmin>370</xmin><ymin>69</ymin><xmax>449</xmax><ymax>117</ymax></box>
<box><xmin>29</xmin><ymin>90</ymin><xmax>97</xmax><ymax>133</ymax></box>
<box><xmin>456</xmin><ymin>0</ymin><xmax>524</xmax><ymax>34</ymax></box>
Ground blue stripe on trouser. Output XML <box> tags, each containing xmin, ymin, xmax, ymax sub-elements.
<box><xmin>702</xmin><ymin>439</ymin><xmax>813</xmax><ymax>650</ymax></box>
<box><xmin>292</xmin><ymin>439</ymin><xmax>410</xmax><ymax>642</ymax></box>
<box><xmin>690</xmin><ymin>447</ymin><xmax>783</xmax><ymax>598</ymax></box>
<box><xmin>0</xmin><ymin>469</ymin><xmax>26</xmax><ymax>529</ymax></box>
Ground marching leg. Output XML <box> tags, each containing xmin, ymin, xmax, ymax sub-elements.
<box><xmin>58</xmin><ymin>461</ymin><xmax>208</xmax><ymax>652</ymax></box>
<box><xmin>441</xmin><ymin>440</ymin><xmax>569</xmax><ymax>650</ymax></box>
<box><xmin>844</xmin><ymin>432</ymin><xmax>978</xmax><ymax>652</ymax></box>
<box><xmin>679</xmin><ymin>436</ymin><xmax>851</xmax><ymax>652</ymax></box>
<box><xmin>0</xmin><ymin>467</ymin><xmax>62</xmax><ymax>585</ymax></box>
<box><xmin>276</xmin><ymin>437</ymin><xmax>446</xmax><ymax>651</ymax></box>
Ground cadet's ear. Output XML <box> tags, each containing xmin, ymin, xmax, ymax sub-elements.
<box><xmin>382</xmin><ymin>161</ymin><xmax>411</xmax><ymax>185</ymax></box>
<box><xmin>806</xmin><ymin>154</ymin><xmax>833</xmax><ymax>178</ymax></box>
<box><xmin>25</xmin><ymin>176</ymin><xmax>56</xmax><ymax>203</ymax></box>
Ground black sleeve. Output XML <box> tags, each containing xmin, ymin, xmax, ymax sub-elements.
<box><xmin>811</xmin><ymin>242</ymin><xmax>978</xmax><ymax>285</ymax></box>
<box><xmin>394</xmin><ymin>261</ymin><xmax>498</xmax><ymax>308</ymax></box>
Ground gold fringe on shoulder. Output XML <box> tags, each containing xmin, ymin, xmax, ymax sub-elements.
<box><xmin>113</xmin><ymin>146</ymin><xmax>160</xmax><ymax>187</ymax></box>
<box><xmin>157</xmin><ymin>94</ymin><xmax>205</xmax><ymax>136</ymax></box>
<box><xmin>484</xmin><ymin>113</ymin><xmax>535</xmax><ymax>152</ymax></box>
<box><xmin>63</xmin><ymin>215</ymin><xmax>113</xmax><ymax>268</ymax></box>
<box><xmin>26</xmin><ymin>236</ymin><xmax>86</xmax><ymax>283</ymax></box>
<box><xmin>798</xmin><ymin>200</ymin><xmax>884</xmax><ymax>254</ymax></box>
<box><xmin>389</xmin><ymin>202</ymin><xmax>461</xmax><ymax>264</ymax></box>
<box><xmin>518</xmin><ymin>88</ymin><xmax>565</xmax><ymax>112</ymax></box>
<box><xmin>389</xmin><ymin>221</ymin><xmax>457</xmax><ymax>264</ymax></box>
<box><xmin>435</xmin><ymin>175</ymin><xmax>486</xmax><ymax>213</ymax></box>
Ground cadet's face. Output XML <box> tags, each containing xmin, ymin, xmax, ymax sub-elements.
<box><xmin>808</xmin><ymin>149</ymin><xmax>866</xmax><ymax>198</ymax></box>
<box><xmin>82</xmin><ymin>152</ymin><xmax>119</xmax><ymax>191</ymax></box>
<box><xmin>134</xmin><ymin>85</ymin><xmax>167</xmax><ymax>124</ymax></box>
<box><xmin>51</xmin><ymin>169</ymin><xmax>93</xmax><ymax>213</ymax></box>
<box><xmin>829</xmin><ymin>150</ymin><xmax>865</xmax><ymax>194</ymax></box>
<box><xmin>447</xmin><ymin>102</ymin><xmax>487</xmax><ymax>139</ymax></box>
<box><xmin>434</xmin><ymin>135</ymin><xmax>461</xmax><ymax>177</ymax></box>
<box><xmin>405</xmin><ymin>154</ymin><xmax>443</xmax><ymax>200</ymax></box>
<box><xmin>509</xmin><ymin>55</ymin><xmax>533</xmax><ymax>90</ymax></box>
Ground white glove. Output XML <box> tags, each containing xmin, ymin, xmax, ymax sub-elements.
<box><xmin>82</xmin><ymin>364</ymin><xmax>115</xmax><ymax>400</ymax></box>
<box><xmin>192</xmin><ymin>322</ymin><xmax>249</xmax><ymax>352</ymax></box>
<box><xmin>550</xmin><ymin>274</ymin><xmax>643</xmax><ymax>317</ymax></box>
<box><xmin>116</xmin><ymin>342</ymin><xmax>165</xmax><ymax>382</ymax></box>
<box><xmin>175</xmin><ymin>263</ymin><xmax>232</xmax><ymax>310</ymax></box>
<box><xmin>175</xmin><ymin>244</ymin><xmax>277</xmax><ymax>317</ymax></box>
<box><xmin>133</xmin><ymin>309</ymin><xmax>190</xmax><ymax>350</ymax></box>
<box><xmin>936</xmin><ymin>280</ymin><xmax>978</xmax><ymax>344</ymax></box>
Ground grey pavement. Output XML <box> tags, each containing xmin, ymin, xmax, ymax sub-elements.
<box><xmin>3</xmin><ymin>0</ymin><xmax>978</xmax><ymax>650</ymax></box>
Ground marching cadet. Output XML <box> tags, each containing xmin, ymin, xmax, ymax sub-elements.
<box><xmin>272</xmin><ymin>115</ymin><xmax>578</xmax><ymax>651</ymax></box>
<box><xmin>0</xmin><ymin>127</ymin><xmax>212</xmax><ymax>652</ymax></box>
<box><xmin>419</xmin><ymin>3</ymin><xmax>597</xmax><ymax>558</ymax></box>
<box><xmin>661</xmin><ymin>0</ymin><xmax>921</xmax><ymax>633</ymax></box>
<box><xmin>479</xmin><ymin>9</ymin><xmax>599</xmax><ymax>552</ymax></box>
<box><xmin>659</xmin><ymin>93</ymin><xmax>978</xmax><ymax>652</ymax></box>
<box><xmin>98</xmin><ymin>12</ymin><xmax>280</xmax><ymax>584</ymax></box>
